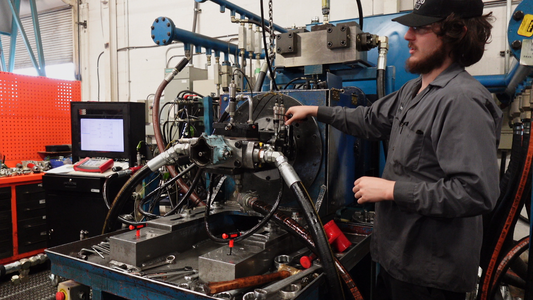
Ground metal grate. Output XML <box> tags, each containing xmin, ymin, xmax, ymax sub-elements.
<box><xmin>0</xmin><ymin>269</ymin><xmax>56</xmax><ymax>300</ymax></box>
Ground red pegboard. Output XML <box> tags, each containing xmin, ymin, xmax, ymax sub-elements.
<box><xmin>0</xmin><ymin>72</ymin><xmax>80</xmax><ymax>163</ymax></box>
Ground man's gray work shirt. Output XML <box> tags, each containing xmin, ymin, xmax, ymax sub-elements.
<box><xmin>317</xmin><ymin>63</ymin><xmax>502</xmax><ymax>292</ymax></box>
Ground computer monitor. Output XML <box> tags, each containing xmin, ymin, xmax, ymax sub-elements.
<box><xmin>71</xmin><ymin>102</ymin><xmax>146</xmax><ymax>167</ymax></box>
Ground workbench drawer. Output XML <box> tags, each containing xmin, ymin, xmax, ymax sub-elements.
<box><xmin>0</xmin><ymin>211</ymin><xmax>12</xmax><ymax>229</ymax></box>
<box><xmin>0</xmin><ymin>187</ymin><xmax>10</xmax><ymax>200</ymax></box>
<box><xmin>18</xmin><ymin>223</ymin><xmax>48</xmax><ymax>253</ymax></box>
<box><xmin>43</xmin><ymin>174</ymin><xmax>104</xmax><ymax>194</ymax></box>
<box><xmin>18</xmin><ymin>239</ymin><xmax>47</xmax><ymax>254</ymax></box>
<box><xmin>0</xmin><ymin>227</ymin><xmax>13</xmax><ymax>259</ymax></box>
<box><xmin>18</xmin><ymin>215</ymin><xmax>47</xmax><ymax>230</ymax></box>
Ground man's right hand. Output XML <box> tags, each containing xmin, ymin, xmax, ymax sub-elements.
<box><xmin>284</xmin><ymin>106</ymin><xmax>319</xmax><ymax>125</ymax></box>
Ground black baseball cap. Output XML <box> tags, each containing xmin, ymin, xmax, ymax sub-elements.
<box><xmin>392</xmin><ymin>0</ymin><xmax>484</xmax><ymax>27</ymax></box>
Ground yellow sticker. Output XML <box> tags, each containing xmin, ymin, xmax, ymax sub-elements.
<box><xmin>518</xmin><ymin>14</ymin><xmax>533</xmax><ymax>37</ymax></box>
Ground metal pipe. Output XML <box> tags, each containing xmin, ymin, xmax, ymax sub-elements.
<box><xmin>152</xmin><ymin>17</ymin><xmax>264</xmax><ymax>59</ymax></box>
<box><xmin>476</xmin><ymin>63</ymin><xmax>533</xmax><ymax>98</ymax></box>
<box><xmin>322</xmin><ymin>0</ymin><xmax>330</xmax><ymax>23</ymax></box>
<box><xmin>194</xmin><ymin>0</ymin><xmax>287</xmax><ymax>33</ymax></box>
<box><xmin>236</xmin><ymin>94</ymin><xmax>253</xmax><ymax>124</ymax></box>
<box><xmin>505</xmin><ymin>0</ymin><xmax>512</xmax><ymax>73</ymax></box>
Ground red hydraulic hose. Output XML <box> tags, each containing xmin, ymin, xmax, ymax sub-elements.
<box><xmin>489</xmin><ymin>236</ymin><xmax>529</xmax><ymax>298</ymax></box>
<box><xmin>152</xmin><ymin>58</ymin><xmax>204</xmax><ymax>207</ymax></box>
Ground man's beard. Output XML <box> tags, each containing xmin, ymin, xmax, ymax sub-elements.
<box><xmin>406</xmin><ymin>42</ymin><xmax>448</xmax><ymax>74</ymax></box>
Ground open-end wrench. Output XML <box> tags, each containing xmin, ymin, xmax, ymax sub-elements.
<box><xmin>142</xmin><ymin>266</ymin><xmax>192</xmax><ymax>276</ymax></box>
<box><xmin>144</xmin><ymin>269</ymin><xmax>197</xmax><ymax>279</ymax></box>
<box><xmin>140</xmin><ymin>255</ymin><xmax>176</xmax><ymax>272</ymax></box>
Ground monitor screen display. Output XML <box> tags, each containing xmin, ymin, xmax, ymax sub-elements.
<box><xmin>80</xmin><ymin>118</ymin><xmax>124</xmax><ymax>152</ymax></box>
<box><xmin>71</xmin><ymin>102</ymin><xmax>146</xmax><ymax>167</ymax></box>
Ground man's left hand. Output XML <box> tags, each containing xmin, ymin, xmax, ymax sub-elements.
<box><xmin>353</xmin><ymin>176</ymin><xmax>395</xmax><ymax>204</ymax></box>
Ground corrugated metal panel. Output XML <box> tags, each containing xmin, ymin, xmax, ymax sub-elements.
<box><xmin>0</xmin><ymin>1</ymin><xmax>12</xmax><ymax>35</ymax></box>
<box><xmin>0</xmin><ymin>7</ymin><xmax>73</xmax><ymax>69</ymax></box>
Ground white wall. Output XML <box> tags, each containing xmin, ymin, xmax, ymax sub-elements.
<box><xmin>77</xmin><ymin>0</ymin><xmax>516</xmax><ymax>102</ymax></box>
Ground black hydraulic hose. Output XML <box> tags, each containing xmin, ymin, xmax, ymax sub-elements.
<box><xmin>137</xmin><ymin>164</ymin><xmax>199</xmax><ymax>219</ymax></box>
<box><xmin>283</xmin><ymin>77</ymin><xmax>311</xmax><ymax>90</ymax></box>
<box><xmin>260</xmin><ymin>0</ymin><xmax>278</xmax><ymax>91</ymax></box>
<box><xmin>355</xmin><ymin>0</ymin><xmax>363</xmax><ymax>30</ymax></box>
<box><xmin>498</xmin><ymin>123</ymin><xmax>523</xmax><ymax>207</ymax></box>
<box><xmin>481</xmin><ymin>122</ymin><xmax>526</xmax><ymax>269</ymax></box>
<box><xmin>164</xmin><ymin>167</ymin><xmax>203</xmax><ymax>216</ymax></box>
<box><xmin>204</xmin><ymin>174</ymin><xmax>283</xmax><ymax>244</ymax></box>
<box><xmin>376</xmin><ymin>69</ymin><xmax>386</xmax><ymax>99</ymax></box>
<box><xmin>248</xmin><ymin>199</ymin><xmax>364</xmax><ymax>300</ymax></box>
<box><xmin>290</xmin><ymin>181</ymin><xmax>345</xmax><ymax>300</ymax></box>
<box><xmin>102</xmin><ymin>165</ymin><xmax>152</xmax><ymax>233</ymax></box>
<box><xmin>499</xmin><ymin>151</ymin><xmax>507</xmax><ymax>181</ymax></box>
<box><xmin>143</xmin><ymin>164</ymin><xmax>196</xmax><ymax>202</ymax></box>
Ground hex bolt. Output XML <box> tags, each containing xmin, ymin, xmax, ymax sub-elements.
<box><xmin>512</xmin><ymin>40</ymin><xmax>522</xmax><ymax>50</ymax></box>
<box><xmin>513</xmin><ymin>10</ymin><xmax>525</xmax><ymax>21</ymax></box>
<box><xmin>327</xmin><ymin>42</ymin><xmax>333</xmax><ymax>48</ymax></box>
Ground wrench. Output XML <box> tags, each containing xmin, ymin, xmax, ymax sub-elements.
<box><xmin>144</xmin><ymin>269</ymin><xmax>198</xmax><ymax>279</ymax></box>
<box><xmin>142</xmin><ymin>266</ymin><xmax>192</xmax><ymax>276</ymax></box>
<box><xmin>141</xmin><ymin>255</ymin><xmax>176</xmax><ymax>271</ymax></box>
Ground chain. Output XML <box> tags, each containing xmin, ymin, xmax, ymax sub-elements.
<box><xmin>268</xmin><ymin>0</ymin><xmax>275</xmax><ymax>63</ymax></box>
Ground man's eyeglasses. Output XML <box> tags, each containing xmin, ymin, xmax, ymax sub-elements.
<box><xmin>409</xmin><ymin>25</ymin><xmax>433</xmax><ymax>35</ymax></box>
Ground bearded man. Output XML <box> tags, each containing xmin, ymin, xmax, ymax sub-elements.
<box><xmin>285</xmin><ymin>0</ymin><xmax>502</xmax><ymax>299</ymax></box>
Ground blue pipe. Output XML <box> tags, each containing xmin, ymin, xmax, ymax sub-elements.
<box><xmin>195</xmin><ymin>0</ymin><xmax>287</xmax><ymax>33</ymax></box>
<box><xmin>152</xmin><ymin>17</ymin><xmax>241</xmax><ymax>56</ymax></box>
<box><xmin>475</xmin><ymin>63</ymin><xmax>533</xmax><ymax>102</ymax></box>
<box><xmin>152</xmin><ymin>17</ymin><xmax>264</xmax><ymax>60</ymax></box>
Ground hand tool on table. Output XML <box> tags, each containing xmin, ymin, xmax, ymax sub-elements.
<box><xmin>144</xmin><ymin>268</ymin><xmax>197</xmax><ymax>279</ymax></box>
<box><xmin>140</xmin><ymin>255</ymin><xmax>176</xmax><ymax>271</ymax></box>
<box><xmin>206</xmin><ymin>271</ymin><xmax>291</xmax><ymax>295</ymax></box>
